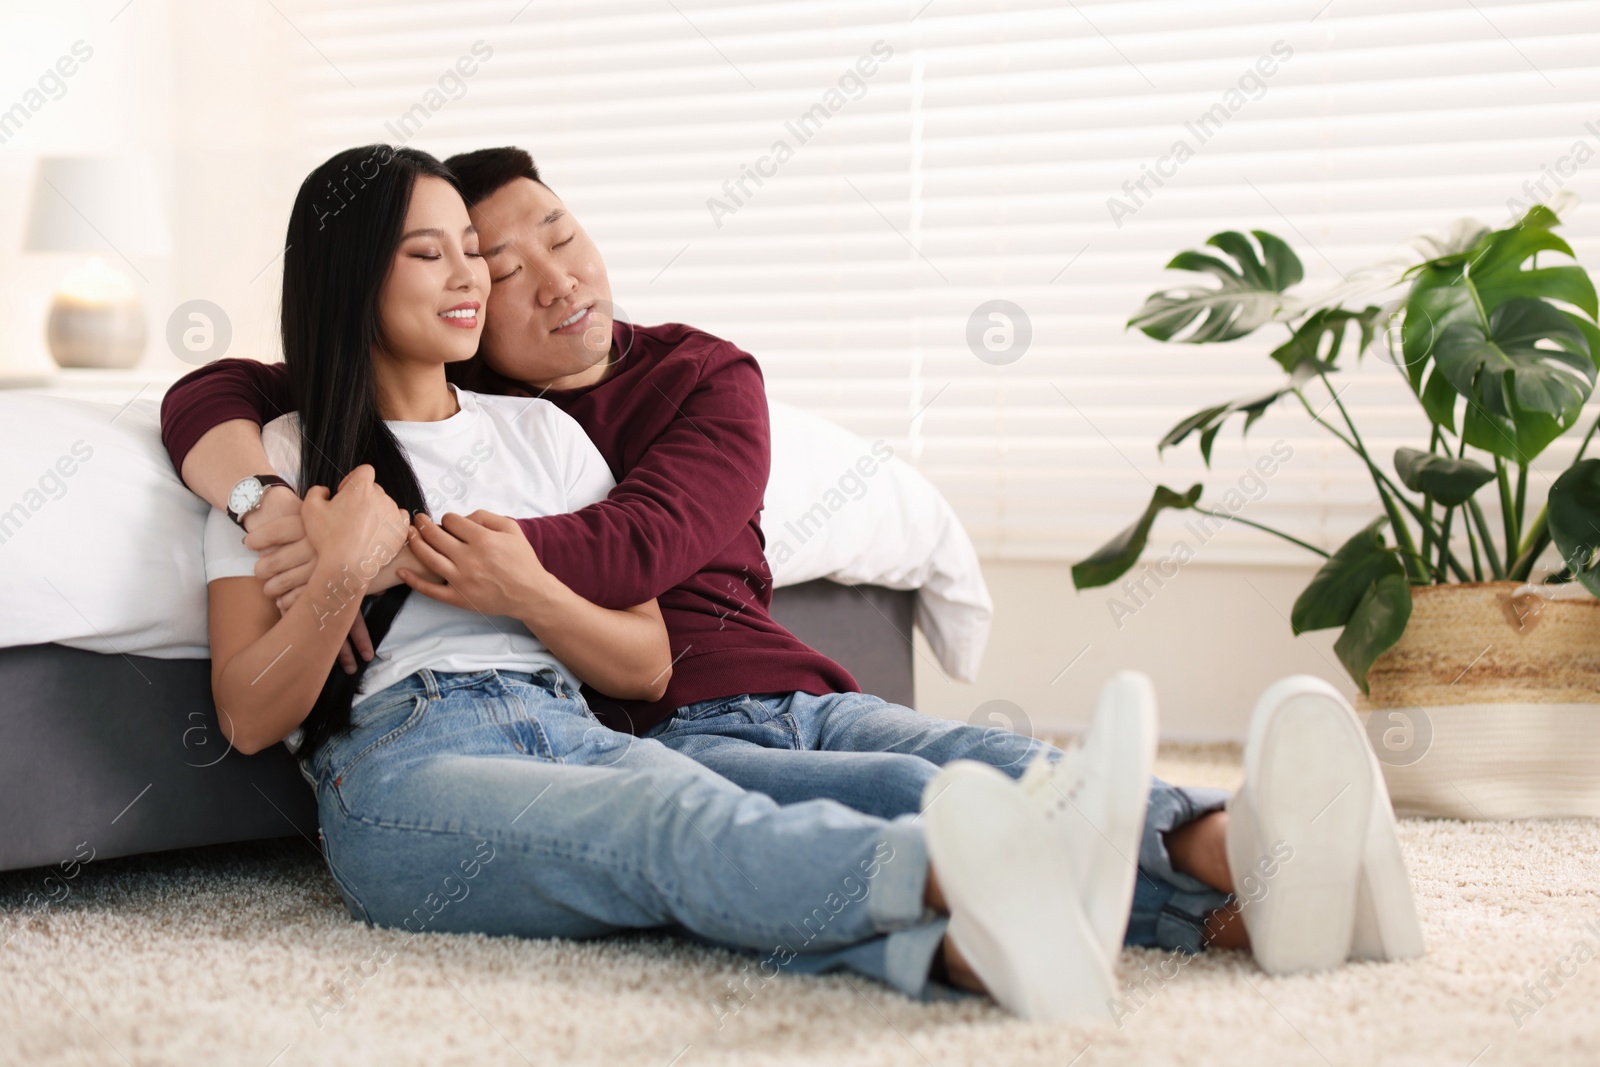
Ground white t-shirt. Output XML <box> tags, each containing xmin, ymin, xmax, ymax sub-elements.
<box><xmin>203</xmin><ymin>386</ymin><xmax>616</xmax><ymax>753</ymax></box>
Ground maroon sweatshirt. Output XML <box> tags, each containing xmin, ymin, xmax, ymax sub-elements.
<box><xmin>161</xmin><ymin>320</ymin><xmax>859</xmax><ymax>734</ymax></box>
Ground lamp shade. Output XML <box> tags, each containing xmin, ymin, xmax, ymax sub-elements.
<box><xmin>23</xmin><ymin>155</ymin><xmax>172</xmax><ymax>257</ymax></box>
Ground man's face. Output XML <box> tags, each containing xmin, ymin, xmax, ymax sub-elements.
<box><xmin>469</xmin><ymin>177</ymin><xmax>614</xmax><ymax>390</ymax></box>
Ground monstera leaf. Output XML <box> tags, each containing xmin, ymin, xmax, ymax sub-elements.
<box><xmin>1158</xmin><ymin>387</ymin><xmax>1291</xmax><ymax>466</ymax></box>
<box><xmin>1396</xmin><ymin>204</ymin><xmax>1600</xmax><ymax>439</ymax></box>
<box><xmin>1400</xmin><ymin>266</ymin><xmax>1478</xmax><ymax>388</ymax></box>
<box><xmin>1269</xmin><ymin>305</ymin><xmax>1384</xmax><ymax>374</ymax></box>
<box><xmin>1128</xmin><ymin>230</ymin><xmax>1303</xmax><ymax>343</ymax></box>
<box><xmin>1071</xmin><ymin>484</ymin><xmax>1202</xmax><ymax>589</ymax></box>
<box><xmin>1393</xmin><ymin>447</ymin><xmax>1496</xmax><ymax>507</ymax></box>
<box><xmin>1435</xmin><ymin>298</ymin><xmax>1594</xmax><ymax>417</ymax></box>
<box><xmin>1433</xmin><ymin>298</ymin><xmax>1594</xmax><ymax>461</ymax></box>
<box><xmin>1290</xmin><ymin>518</ymin><xmax>1404</xmax><ymax>634</ymax></box>
<box><xmin>1547</xmin><ymin>459</ymin><xmax>1600</xmax><ymax>597</ymax></box>
<box><xmin>1290</xmin><ymin>519</ymin><xmax>1412</xmax><ymax>694</ymax></box>
<box><xmin>1334</xmin><ymin>573</ymin><xmax>1413</xmax><ymax>696</ymax></box>
<box><xmin>1467</xmin><ymin>204</ymin><xmax>1599</xmax><ymax>320</ymax></box>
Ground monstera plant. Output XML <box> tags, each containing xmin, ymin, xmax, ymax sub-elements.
<box><xmin>1072</xmin><ymin>197</ymin><xmax>1600</xmax><ymax>693</ymax></box>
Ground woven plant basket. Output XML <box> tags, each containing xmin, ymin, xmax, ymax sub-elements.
<box><xmin>1356</xmin><ymin>581</ymin><xmax>1600</xmax><ymax>819</ymax></box>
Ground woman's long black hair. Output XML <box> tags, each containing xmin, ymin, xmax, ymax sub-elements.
<box><xmin>281</xmin><ymin>144</ymin><xmax>458</xmax><ymax>755</ymax></box>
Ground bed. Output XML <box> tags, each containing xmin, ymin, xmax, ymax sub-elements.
<box><xmin>0</xmin><ymin>389</ymin><xmax>987</xmax><ymax>875</ymax></box>
<box><xmin>0</xmin><ymin>581</ymin><xmax>914</xmax><ymax>874</ymax></box>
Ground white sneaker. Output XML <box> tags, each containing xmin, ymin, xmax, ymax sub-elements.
<box><xmin>1018</xmin><ymin>670</ymin><xmax>1158</xmax><ymax>962</ymax></box>
<box><xmin>1227</xmin><ymin>675</ymin><xmax>1373</xmax><ymax>975</ymax></box>
<box><xmin>921</xmin><ymin>760</ymin><xmax>1114</xmax><ymax>1021</ymax></box>
<box><xmin>1348</xmin><ymin>703</ymin><xmax>1426</xmax><ymax>963</ymax></box>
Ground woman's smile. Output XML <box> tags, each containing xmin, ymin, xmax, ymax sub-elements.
<box><xmin>439</xmin><ymin>301</ymin><xmax>480</xmax><ymax>329</ymax></box>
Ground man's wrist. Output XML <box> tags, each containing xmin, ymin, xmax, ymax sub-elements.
<box><xmin>240</xmin><ymin>484</ymin><xmax>300</xmax><ymax>534</ymax></box>
<box><xmin>516</xmin><ymin>571</ymin><xmax>567</xmax><ymax>632</ymax></box>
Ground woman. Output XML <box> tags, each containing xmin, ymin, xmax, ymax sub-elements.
<box><xmin>199</xmin><ymin>144</ymin><xmax>1152</xmax><ymax>1022</ymax></box>
<box><xmin>204</xmin><ymin>145</ymin><xmax>671</xmax><ymax>760</ymax></box>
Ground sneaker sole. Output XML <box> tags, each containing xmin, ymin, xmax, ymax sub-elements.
<box><xmin>1079</xmin><ymin>671</ymin><xmax>1158</xmax><ymax>961</ymax></box>
<box><xmin>1350</xmin><ymin>717</ymin><xmax>1426</xmax><ymax>962</ymax></box>
<box><xmin>922</xmin><ymin>761</ymin><xmax>1114</xmax><ymax>1021</ymax></box>
<box><xmin>1238</xmin><ymin>677</ymin><xmax>1373</xmax><ymax>975</ymax></box>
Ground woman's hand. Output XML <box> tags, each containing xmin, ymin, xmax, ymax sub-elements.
<box><xmin>372</xmin><ymin>540</ymin><xmax>442</xmax><ymax>592</ymax></box>
<box><xmin>254</xmin><ymin>467</ymin><xmax>413</xmax><ymax>674</ymax></box>
<box><xmin>245</xmin><ymin>492</ymin><xmax>313</xmax><ymax>599</ymax></box>
<box><xmin>300</xmin><ymin>465</ymin><xmax>412</xmax><ymax>589</ymax></box>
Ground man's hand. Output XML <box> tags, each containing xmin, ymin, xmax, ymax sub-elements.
<box><xmin>401</xmin><ymin>511</ymin><xmax>550</xmax><ymax>619</ymax></box>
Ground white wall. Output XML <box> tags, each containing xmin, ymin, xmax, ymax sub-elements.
<box><xmin>166</xmin><ymin>0</ymin><xmax>303</xmax><ymax>373</ymax></box>
<box><xmin>0</xmin><ymin>0</ymin><xmax>303</xmax><ymax>379</ymax></box>
<box><xmin>0</xmin><ymin>1</ymin><xmax>177</xmax><ymax>377</ymax></box>
<box><xmin>913</xmin><ymin>559</ymin><xmax>1348</xmax><ymax>741</ymax></box>
<box><xmin>0</xmin><ymin>3</ymin><xmax>1558</xmax><ymax>742</ymax></box>
<box><xmin>15</xmin><ymin>0</ymin><xmax>1587</xmax><ymax>571</ymax></box>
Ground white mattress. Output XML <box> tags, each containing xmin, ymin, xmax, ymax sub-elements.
<box><xmin>0</xmin><ymin>391</ymin><xmax>990</xmax><ymax>680</ymax></box>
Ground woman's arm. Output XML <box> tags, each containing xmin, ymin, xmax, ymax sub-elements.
<box><xmin>208</xmin><ymin>466</ymin><xmax>412</xmax><ymax>754</ymax></box>
<box><xmin>400</xmin><ymin>510</ymin><xmax>672</xmax><ymax>702</ymax></box>
<box><xmin>273</xmin><ymin>537</ymin><xmax>434</xmax><ymax>610</ymax></box>
<box><xmin>208</xmin><ymin>566</ymin><xmax>365</xmax><ymax>755</ymax></box>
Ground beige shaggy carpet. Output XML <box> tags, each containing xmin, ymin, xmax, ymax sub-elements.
<box><xmin>3</xmin><ymin>743</ymin><xmax>1598</xmax><ymax>1067</ymax></box>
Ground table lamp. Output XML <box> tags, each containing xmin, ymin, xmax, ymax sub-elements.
<box><xmin>23</xmin><ymin>155</ymin><xmax>171</xmax><ymax>369</ymax></box>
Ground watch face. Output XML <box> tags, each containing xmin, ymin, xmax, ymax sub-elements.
<box><xmin>229</xmin><ymin>477</ymin><xmax>262</xmax><ymax>516</ymax></box>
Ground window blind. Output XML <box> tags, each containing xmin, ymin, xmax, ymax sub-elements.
<box><xmin>284</xmin><ymin>0</ymin><xmax>1600</xmax><ymax>564</ymax></box>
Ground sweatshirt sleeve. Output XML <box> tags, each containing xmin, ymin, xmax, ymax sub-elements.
<box><xmin>159</xmin><ymin>358</ymin><xmax>295</xmax><ymax>476</ymax></box>
<box><xmin>516</xmin><ymin>342</ymin><xmax>770</xmax><ymax>610</ymax></box>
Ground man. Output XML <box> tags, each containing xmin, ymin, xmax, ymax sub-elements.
<box><xmin>160</xmin><ymin>147</ymin><xmax>1322</xmax><ymax>965</ymax></box>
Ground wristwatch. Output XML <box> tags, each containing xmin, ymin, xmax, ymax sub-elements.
<box><xmin>226</xmin><ymin>474</ymin><xmax>294</xmax><ymax>528</ymax></box>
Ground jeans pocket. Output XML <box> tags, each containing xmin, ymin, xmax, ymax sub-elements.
<box><xmin>327</xmin><ymin>694</ymin><xmax>430</xmax><ymax>803</ymax></box>
<box><xmin>669</xmin><ymin>693</ymin><xmax>751</xmax><ymax>724</ymax></box>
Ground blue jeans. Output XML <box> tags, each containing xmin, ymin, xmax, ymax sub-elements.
<box><xmin>648</xmin><ymin>690</ymin><xmax>1233</xmax><ymax>953</ymax></box>
<box><xmin>299</xmin><ymin>669</ymin><xmax>951</xmax><ymax>1000</ymax></box>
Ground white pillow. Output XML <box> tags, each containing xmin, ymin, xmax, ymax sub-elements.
<box><xmin>763</xmin><ymin>400</ymin><xmax>993</xmax><ymax>682</ymax></box>
<box><xmin>0</xmin><ymin>392</ymin><xmax>992</xmax><ymax>681</ymax></box>
<box><xmin>0</xmin><ymin>394</ymin><xmax>209</xmax><ymax>658</ymax></box>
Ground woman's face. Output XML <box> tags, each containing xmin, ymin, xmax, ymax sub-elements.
<box><xmin>375</xmin><ymin>175</ymin><xmax>489</xmax><ymax>367</ymax></box>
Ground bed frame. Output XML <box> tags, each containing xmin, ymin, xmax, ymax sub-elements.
<box><xmin>0</xmin><ymin>580</ymin><xmax>914</xmax><ymax>874</ymax></box>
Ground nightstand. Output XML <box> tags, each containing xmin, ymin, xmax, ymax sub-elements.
<box><xmin>0</xmin><ymin>367</ymin><xmax>186</xmax><ymax>406</ymax></box>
